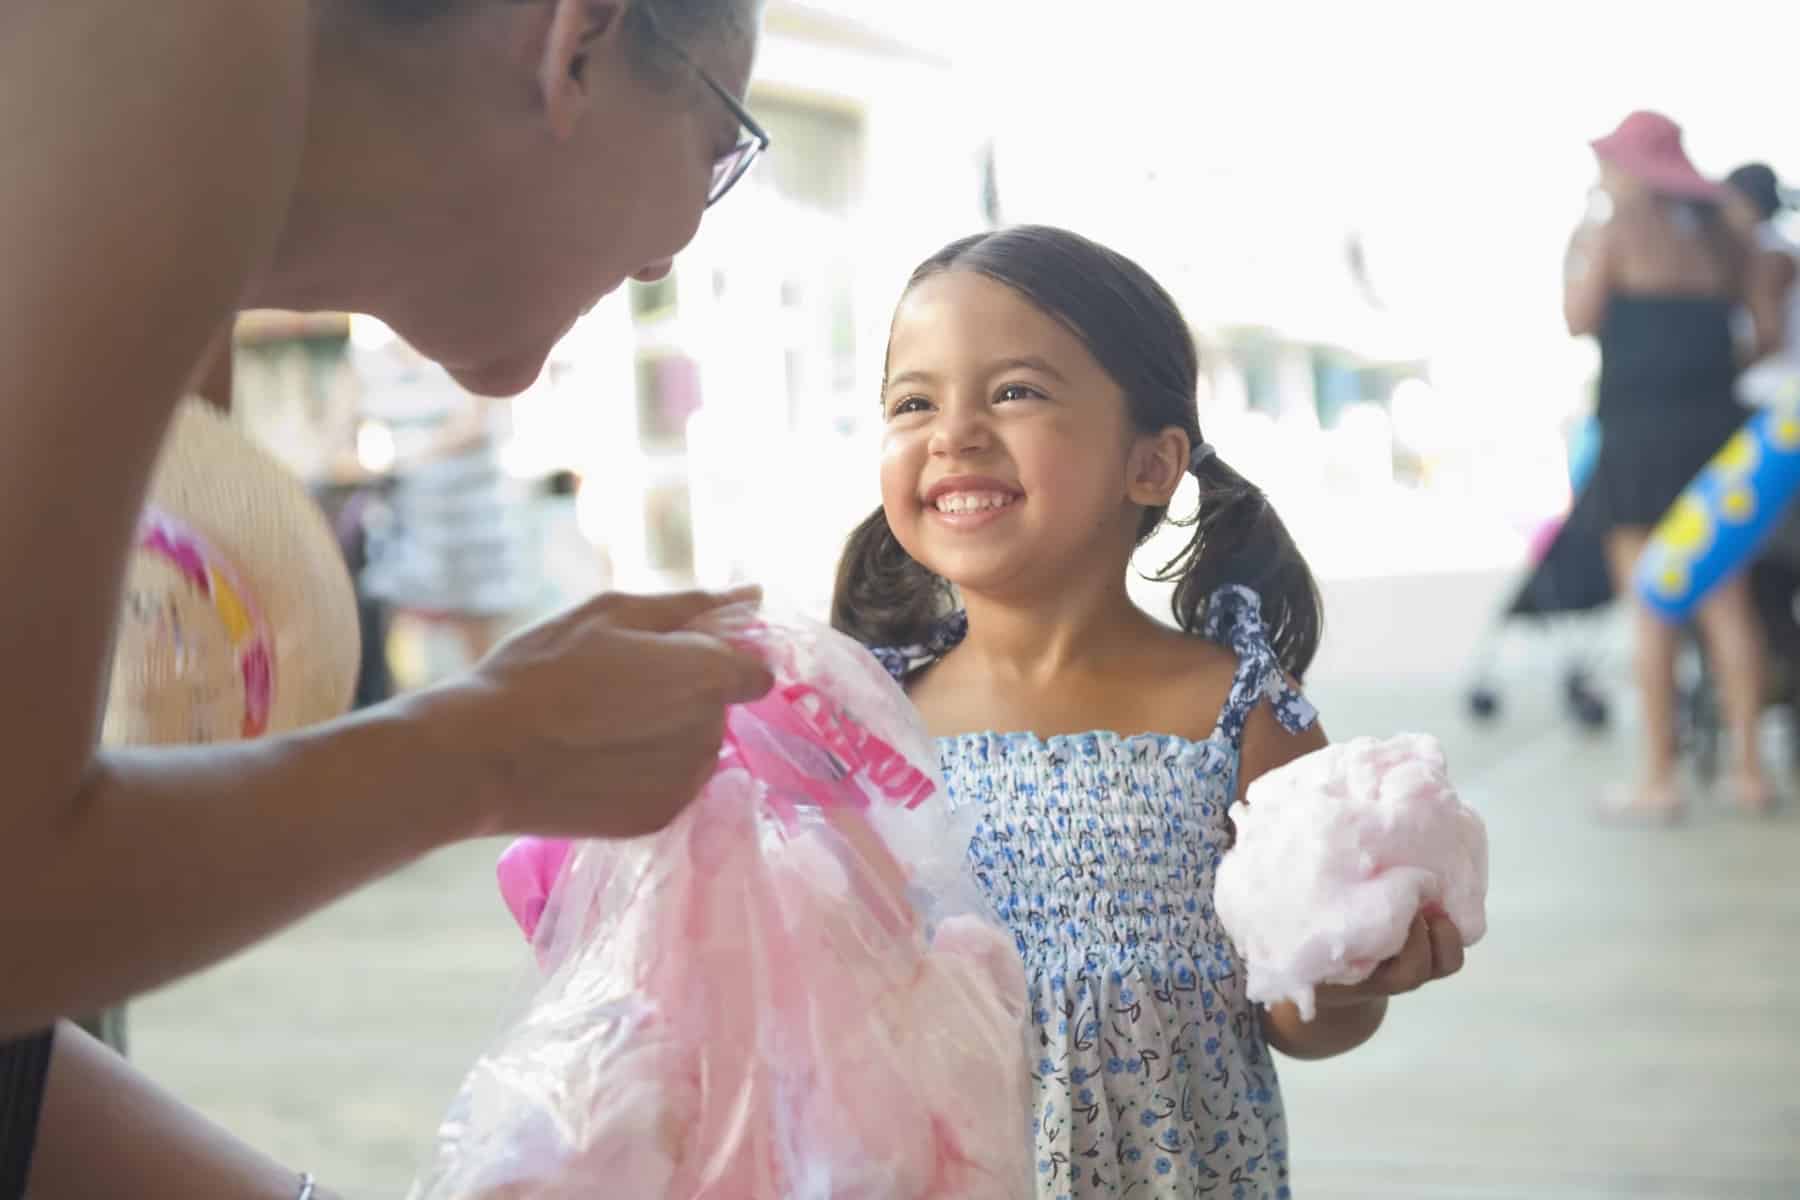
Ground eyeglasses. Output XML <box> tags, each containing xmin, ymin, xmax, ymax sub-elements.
<box><xmin>639</xmin><ymin>5</ymin><xmax>771</xmax><ymax>208</ymax></box>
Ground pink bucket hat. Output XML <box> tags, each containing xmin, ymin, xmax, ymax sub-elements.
<box><xmin>1590</xmin><ymin>110</ymin><xmax>1722</xmax><ymax>200</ymax></box>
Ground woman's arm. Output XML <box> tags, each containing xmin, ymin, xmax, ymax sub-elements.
<box><xmin>1563</xmin><ymin>219</ymin><xmax>1613</xmax><ymax>337</ymax></box>
<box><xmin>1744</xmin><ymin>250</ymin><xmax>1797</xmax><ymax>365</ymax></box>
<box><xmin>29</xmin><ymin>1021</ymin><xmax>344</xmax><ymax>1200</ymax></box>
<box><xmin>0</xmin><ymin>1</ymin><xmax>773</xmax><ymax>1036</ymax></box>
<box><xmin>0</xmin><ymin>1</ymin><xmax>467</xmax><ymax>1034</ymax></box>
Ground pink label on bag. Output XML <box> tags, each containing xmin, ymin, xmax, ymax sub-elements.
<box><xmin>724</xmin><ymin>683</ymin><xmax>937</xmax><ymax>818</ymax></box>
<box><xmin>780</xmin><ymin>683</ymin><xmax>936</xmax><ymax>810</ymax></box>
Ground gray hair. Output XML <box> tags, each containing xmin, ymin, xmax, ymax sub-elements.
<box><xmin>355</xmin><ymin>0</ymin><xmax>756</xmax><ymax>87</ymax></box>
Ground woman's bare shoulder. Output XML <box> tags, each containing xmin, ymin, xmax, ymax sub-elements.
<box><xmin>0</xmin><ymin>0</ymin><xmax>312</xmax><ymax>400</ymax></box>
<box><xmin>1</xmin><ymin>0</ymin><xmax>311</xmax><ymax>249</ymax></box>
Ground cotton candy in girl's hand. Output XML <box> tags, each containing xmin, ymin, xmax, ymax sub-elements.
<box><xmin>1214</xmin><ymin>733</ymin><xmax>1487</xmax><ymax>1021</ymax></box>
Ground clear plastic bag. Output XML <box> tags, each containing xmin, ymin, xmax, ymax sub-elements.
<box><xmin>409</xmin><ymin>607</ymin><xmax>1032</xmax><ymax>1200</ymax></box>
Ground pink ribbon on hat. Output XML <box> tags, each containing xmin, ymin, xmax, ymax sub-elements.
<box><xmin>135</xmin><ymin>505</ymin><xmax>276</xmax><ymax>738</ymax></box>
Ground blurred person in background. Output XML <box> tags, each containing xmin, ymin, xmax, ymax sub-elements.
<box><xmin>1563</xmin><ymin>110</ymin><xmax>1782</xmax><ymax>821</ymax></box>
<box><xmin>1722</xmin><ymin>164</ymin><xmax>1800</xmax><ymax>732</ymax></box>
<box><xmin>1</xmin><ymin>1</ymin><xmax>773</xmax><ymax>1197</ymax></box>
<box><xmin>352</xmin><ymin>327</ymin><xmax>546</xmax><ymax>670</ymax></box>
<box><xmin>1724</xmin><ymin>163</ymin><xmax>1800</xmax><ymax>405</ymax></box>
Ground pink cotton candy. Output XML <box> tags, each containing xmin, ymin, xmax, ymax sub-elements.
<box><xmin>1214</xmin><ymin>733</ymin><xmax>1488</xmax><ymax>1021</ymax></box>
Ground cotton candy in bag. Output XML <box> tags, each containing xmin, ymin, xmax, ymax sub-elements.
<box><xmin>409</xmin><ymin>608</ymin><xmax>1033</xmax><ymax>1200</ymax></box>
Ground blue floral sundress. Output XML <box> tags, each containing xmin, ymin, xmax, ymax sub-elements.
<box><xmin>874</xmin><ymin>586</ymin><xmax>1317</xmax><ymax>1199</ymax></box>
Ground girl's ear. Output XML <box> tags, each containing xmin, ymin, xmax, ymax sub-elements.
<box><xmin>1127</xmin><ymin>425</ymin><xmax>1191</xmax><ymax>507</ymax></box>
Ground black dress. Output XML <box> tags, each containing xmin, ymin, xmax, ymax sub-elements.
<box><xmin>0</xmin><ymin>1030</ymin><xmax>52</xmax><ymax>1199</ymax></box>
<box><xmin>1587</xmin><ymin>293</ymin><xmax>1746</xmax><ymax>531</ymax></box>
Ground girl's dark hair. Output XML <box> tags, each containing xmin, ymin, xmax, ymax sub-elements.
<box><xmin>831</xmin><ymin>225</ymin><xmax>1324</xmax><ymax>680</ymax></box>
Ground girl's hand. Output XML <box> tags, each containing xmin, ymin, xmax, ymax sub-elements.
<box><xmin>1263</xmin><ymin>909</ymin><xmax>1468</xmax><ymax>1060</ymax></box>
<box><xmin>1315</xmin><ymin>909</ymin><xmax>1467</xmax><ymax>1008</ymax></box>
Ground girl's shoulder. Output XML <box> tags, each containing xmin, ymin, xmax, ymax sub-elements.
<box><xmin>869</xmin><ymin>586</ymin><xmax>1317</xmax><ymax>750</ymax></box>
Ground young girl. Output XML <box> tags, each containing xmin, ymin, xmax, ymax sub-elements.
<box><xmin>833</xmin><ymin>226</ymin><xmax>1465</xmax><ymax>1198</ymax></box>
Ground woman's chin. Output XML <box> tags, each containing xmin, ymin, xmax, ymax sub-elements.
<box><xmin>449</xmin><ymin>347</ymin><xmax>551</xmax><ymax>398</ymax></box>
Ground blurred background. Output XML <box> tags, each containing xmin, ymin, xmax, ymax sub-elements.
<box><xmin>132</xmin><ymin>1</ymin><xmax>1797</xmax><ymax>1195</ymax></box>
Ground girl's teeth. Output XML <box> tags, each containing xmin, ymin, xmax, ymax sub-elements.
<box><xmin>935</xmin><ymin>492</ymin><xmax>1017</xmax><ymax>514</ymax></box>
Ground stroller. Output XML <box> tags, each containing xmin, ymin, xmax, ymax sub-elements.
<box><xmin>1467</xmin><ymin>467</ymin><xmax>1800</xmax><ymax>778</ymax></box>
<box><xmin>1465</xmin><ymin>484</ymin><xmax>1614</xmax><ymax>731</ymax></box>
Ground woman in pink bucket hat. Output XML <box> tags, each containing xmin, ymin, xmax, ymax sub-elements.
<box><xmin>1564</xmin><ymin>110</ymin><xmax>1784</xmax><ymax>822</ymax></box>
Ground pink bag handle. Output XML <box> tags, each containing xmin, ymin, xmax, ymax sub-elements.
<box><xmin>496</xmin><ymin>836</ymin><xmax>571</xmax><ymax>942</ymax></box>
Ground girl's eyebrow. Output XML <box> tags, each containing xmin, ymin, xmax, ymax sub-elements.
<box><xmin>989</xmin><ymin>354</ymin><xmax>1068</xmax><ymax>383</ymax></box>
<box><xmin>884</xmin><ymin>355</ymin><xmax>1068</xmax><ymax>392</ymax></box>
<box><xmin>885</xmin><ymin>367</ymin><xmax>936</xmax><ymax>392</ymax></box>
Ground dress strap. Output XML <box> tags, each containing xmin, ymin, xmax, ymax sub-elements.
<box><xmin>869</xmin><ymin>610</ymin><xmax>969</xmax><ymax>683</ymax></box>
<box><xmin>1202</xmin><ymin>585</ymin><xmax>1317</xmax><ymax>749</ymax></box>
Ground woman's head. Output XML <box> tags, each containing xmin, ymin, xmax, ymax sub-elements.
<box><xmin>832</xmin><ymin>225</ymin><xmax>1322</xmax><ymax>678</ymax></box>
<box><xmin>1589</xmin><ymin>110</ymin><xmax>1721</xmax><ymax>205</ymax></box>
<box><xmin>283</xmin><ymin>0</ymin><xmax>764</xmax><ymax>395</ymax></box>
<box><xmin>1724</xmin><ymin>162</ymin><xmax>1785</xmax><ymax>233</ymax></box>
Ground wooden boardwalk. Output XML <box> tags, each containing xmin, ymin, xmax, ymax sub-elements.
<box><xmin>129</xmin><ymin>573</ymin><xmax>1800</xmax><ymax>1197</ymax></box>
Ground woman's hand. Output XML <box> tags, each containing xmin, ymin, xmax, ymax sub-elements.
<box><xmin>1262</xmin><ymin>910</ymin><xmax>1468</xmax><ymax>1061</ymax></box>
<box><xmin>418</xmin><ymin>587</ymin><xmax>776</xmax><ymax>840</ymax></box>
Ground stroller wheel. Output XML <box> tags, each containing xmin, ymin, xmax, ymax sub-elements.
<box><xmin>1468</xmin><ymin>686</ymin><xmax>1501</xmax><ymax>721</ymax></box>
<box><xmin>1571</xmin><ymin>692</ymin><xmax>1609</xmax><ymax>730</ymax></box>
<box><xmin>1564</xmin><ymin>670</ymin><xmax>1609</xmax><ymax>730</ymax></box>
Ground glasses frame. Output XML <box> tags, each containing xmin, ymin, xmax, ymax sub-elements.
<box><xmin>638</xmin><ymin>3</ymin><xmax>771</xmax><ymax>207</ymax></box>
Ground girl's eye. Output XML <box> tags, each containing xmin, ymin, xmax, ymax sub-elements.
<box><xmin>887</xmin><ymin>395</ymin><xmax>930</xmax><ymax>418</ymax></box>
<box><xmin>996</xmin><ymin>384</ymin><xmax>1042</xmax><ymax>403</ymax></box>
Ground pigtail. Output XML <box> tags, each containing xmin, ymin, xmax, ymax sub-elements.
<box><xmin>1152</xmin><ymin>452</ymin><xmax>1323</xmax><ymax>681</ymax></box>
<box><xmin>830</xmin><ymin>505</ymin><xmax>952</xmax><ymax>654</ymax></box>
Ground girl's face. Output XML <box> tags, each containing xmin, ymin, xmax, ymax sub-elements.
<box><xmin>878</xmin><ymin>270</ymin><xmax>1186</xmax><ymax>600</ymax></box>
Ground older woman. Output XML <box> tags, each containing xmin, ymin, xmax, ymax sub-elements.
<box><xmin>1</xmin><ymin>2</ymin><xmax>773</xmax><ymax>1196</ymax></box>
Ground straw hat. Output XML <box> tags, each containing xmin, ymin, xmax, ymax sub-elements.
<box><xmin>102</xmin><ymin>397</ymin><xmax>361</xmax><ymax>746</ymax></box>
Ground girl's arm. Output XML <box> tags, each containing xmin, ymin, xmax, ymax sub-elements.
<box><xmin>1232</xmin><ymin>704</ymin><xmax>1385</xmax><ymax>1059</ymax></box>
<box><xmin>1235</xmin><ymin>701</ymin><xmax>1465</xmax><ymax>1060</ymax></box>
<box><xmin>29</xmin><ymin>1021</ymin><xmax>345</xmax><ymax>1200</ymax></box>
